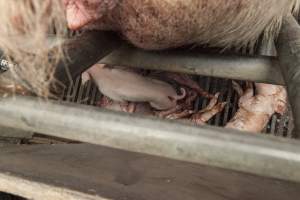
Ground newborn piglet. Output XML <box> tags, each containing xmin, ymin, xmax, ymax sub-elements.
<box><xmin>98</xmin><ymin>88</ymin><xmax>226</xmax><ymax>126</ymax></box>
<box><xmin>225</xmin><ymin>81</ymin><xmax>287</xmax><ymax>133</ymax></box>
<box><xmin>82</xmin><ymin>64</ymin><xmax>186</xmax><ymax>112</ymax></box>
<box><xmin>83</xmin><ymin>64</ymin><xmax>225</xmax><ymax>124</ymax></box>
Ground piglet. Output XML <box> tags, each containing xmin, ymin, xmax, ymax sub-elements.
<box><xmin>225</xmin><ymin>82</ymin><xmax>287</xmax><ymax>133</ymax></box>
<box><xmin>83</xmin><ymin>64</ymin><xmax>186</xmax><ymax>110</ymax></box>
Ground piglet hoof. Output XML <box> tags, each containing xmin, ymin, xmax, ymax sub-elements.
<box><xmin>120</xmin><ymin>102</ymin><xmax>136</xmax><ymax>113</ymax></box>
<box><xmin>166</xmin><ymin>110</ymin><xmax>195</xmax><ymax>120</ymax></box>
<box><xmin>155</xmin><ymin>105</ymin><xmax>183</xmax><ymax>118</ymax></box>
<box><xmin>96</xmin><ymin>96</ymin><xmax>114</xmax><ymax>107</ymax></box>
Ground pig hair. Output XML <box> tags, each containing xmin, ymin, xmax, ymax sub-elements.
<box><xmin>0</xmin><ymin>0</ymin><xmax>67</xmax><ymax>97</ymax></box>
<box><xmin>119</xmin><ymin>0</ymin><xmax>300</xmax><ymax>51</ymax></box>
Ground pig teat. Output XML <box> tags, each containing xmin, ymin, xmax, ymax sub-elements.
<box><xmin>64</xmin><ymin>0</ymin><xmax>118</xmax><ymax>30</ymax></box>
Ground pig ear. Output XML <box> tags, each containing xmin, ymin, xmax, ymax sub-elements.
<box><xmin>65</xmin><ymin>1</ymin><xmax>94</xmax><ymax>30</ymax></box>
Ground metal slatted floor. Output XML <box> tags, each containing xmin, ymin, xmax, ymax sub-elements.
<box><xmin>62</xmin><ymin>73</ymin><xmax>295</xmax><ymax>138</ymax></box>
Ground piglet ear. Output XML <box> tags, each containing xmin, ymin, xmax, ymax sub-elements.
<box><xmin>81</xmin><ymin>71</ymin><xmax>91</xmax><ymax>85</ymax></box>
<box><xmin>65</xmin><ymin>1</ymin><xmax>94</xmax><ymax>30</ymax></box>
<box><xmin>274</xmin><ymin>100</ymin><xmax>287</xmax><ymax>115</ymax></box>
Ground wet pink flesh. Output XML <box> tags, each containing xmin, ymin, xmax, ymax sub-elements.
<box><xmin>64</xmin><ymin>0</ymin><xmax>94</xmax><ymax>29</ymax></box>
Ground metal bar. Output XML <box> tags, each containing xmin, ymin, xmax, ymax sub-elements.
<box><xmin>276</xmin><ymin>14</ymin><xmax>300</xmax><ymax>137</ymax></box>
<box><xmin>101</xmin><ymin>45</ymin><xmax>285</xmax><ymax>85</ymax></box>
<box><xmin>1</xmin><ymin>144</ymin><xmax>300</xmax><ymax>200</ymax></box>
<box><xmin>0</xmin><ymin>33</ymin><xmax>285</xmax><ymax>85</ymax></box>
<box><xmin>0</xmin><ymin>96</ymin><xmax>300</xmax><ymax>183</ymax></box>
<box><xmin>52</xmin><ymin>31</ymin><xmax>121</xmax><ymax>86</ymax></box>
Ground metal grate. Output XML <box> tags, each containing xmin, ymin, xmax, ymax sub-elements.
<box><xmin>63</xmin><ymin>74</ymin><xmax>295</xmax><ymax>138</ymax></box>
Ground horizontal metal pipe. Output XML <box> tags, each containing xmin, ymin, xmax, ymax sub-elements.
<box><xmin>0</xmin><ymin>33</ymin><xmax>284</xmax><ymax>85</ymax></box>
<box><xmin>101</xmin><ymin>45</ymin><xmax>285</xmax><ymax>85</ymax></box>
<box><xmin>276</xmin><ymin>14</ymin><xmax>300</xmax><ymax>137</ymax></box>
<box><xmin>0</xmin><ymin>96</ymin><xmax>300</xmax><ymax>183</ymax></box>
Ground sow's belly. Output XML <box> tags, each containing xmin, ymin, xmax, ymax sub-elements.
<box><xmin>85</xmin><ymin>0</ymin><xmax>296</xmax><ymax>50</ymax></box>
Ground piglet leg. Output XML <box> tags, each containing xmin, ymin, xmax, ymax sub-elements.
<box><xmin>189</xmin><ymin>93</ymin><xmax>226</xmax><ymax>125</ymax></box>
<box><xmin>97</xmin><ymin>96</ymin><xmax>135</xmax><ymax>112</ymax></box>
<box><xmin>156</xmin><ymin>88</ymin><xmax>197</xmax><ymax>118</ymax></box>
<box><xmin>190</xmin><ymin>102</ymin><xmax>227</xmax><ymax>125</ymax></box>
<box><xmin>96</xmin><ymin>96</ymin><xmax>114</xmax><ymax>107</ymax></box>
<box><xmin>162</xmin><ymin>73</ymin><xmax>214</xmax><ymax>98</ymax></box>
<box><xmin>156</xmin><ymin>105</ymin><xmax>184</xmax><ymax>118</ymax></box>
<box><xmin>98</xmin><ymin>96</ymin><xmax>136</xmax><ymax>113</ymax></box>
<box><xmin>165</xmin><ymin>92</ymin><xmax>226</xmax><ymax>123</ymax></box>
<box><xmin>166</xmin><ymin>110</ymin><xmax>195</xmax><ymax>120</ymax></box>
<box><xmin>119</xmin><ymin>102</ymin><xmax>137</xmax><ymax>113</ymax></box>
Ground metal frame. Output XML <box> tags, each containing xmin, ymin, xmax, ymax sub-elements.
<box><xmin>0</xmin><ymin>14</ymin><xmax>299</xmax><ymax>185</ymax></box>
<box><xmin>0</xmin><ymin>96</ymin><xmax>300</xmax><ymax>183</ymax></box>
<box><xmin>276</xmin><ymin>14</ymin><xmax>300</xmax><ymax>135</ymax></box>
<box><xmin>52</xmin><ymin>31</ymin><xmax>285</xmax><ymax>85</ymax></box>
<box><xmin>101</xmin><ymin>45</ymin><xmax>284</xmax><ymax>85</ymax></box>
